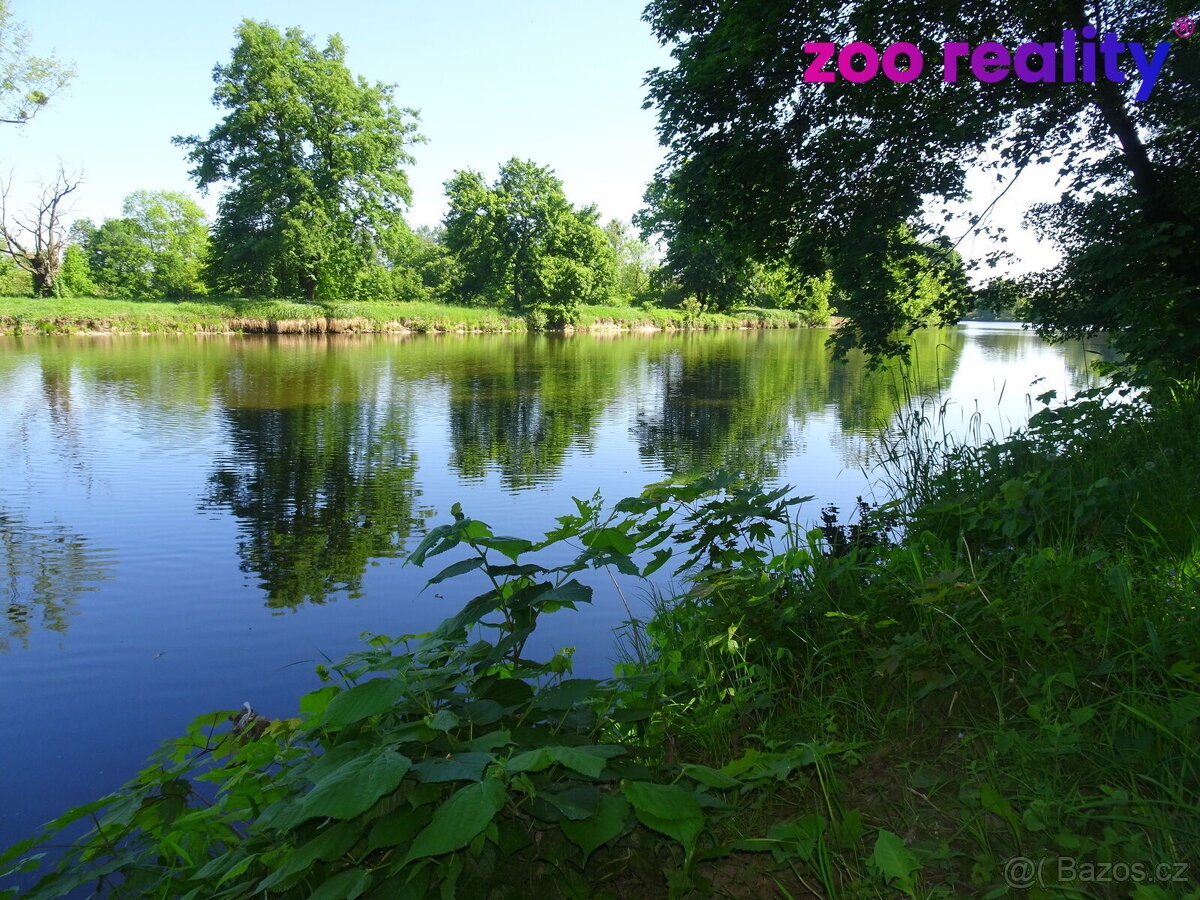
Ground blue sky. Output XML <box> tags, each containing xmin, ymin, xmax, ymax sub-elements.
<box><xmin>2</xmin><ymin>0</ymin><xmax>1061</xmax><ymax>276</ymax></box>
<box><xmin>3</xmin><ymin>0</ymin><xmax>671</xmax><ymax>232</ymax></box>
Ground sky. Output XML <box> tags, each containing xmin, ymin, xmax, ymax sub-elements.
<box><xmin>1</xmin><ymin>0</ymin><xmax>1061</xmax><ymax>278</ymax></box>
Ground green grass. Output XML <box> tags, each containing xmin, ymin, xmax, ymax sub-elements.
<box><xmin>0</xmin><ymin>296</ymin><xmax>528</xmax><ymax>334</ymax></box>
<box><xmin>0</xmin><ymin>296</ymin><xmax>827</xmax><ymax>336</ymax></box>
<box><xmin>575</xmin><ymin>304</ymin><xmax>820</xmax><ymax>330</ymax></box>
<box><xmin>623</xmin><ymin>382</ymin><xmax>1200</xmax><ymax>896</ymax></box>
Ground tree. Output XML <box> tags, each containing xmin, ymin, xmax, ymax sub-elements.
<box><xmin>603</xmin><ymin>218</ymin><xmax>656</xmax><ymax>303</ymax></box>
<box><xmin>443</xmin><ymin>158</ymin><xmax>617</xmax><ymax>322</ymax></box>
<box><xmin>0</xmin><ymin>167</ymin><xmax>80</xmax><ymax>296</ymax></box>
<box><xmin>174</xmin><ymin>20</ymin><xmax>422</xmax><ymax>302</ymax></box>
<box><xmin>641</xmin><ymin>0</ymin><xmax>1200</xmax><ymax>369</ymax></box>
<box><xmin>80</xmin><ymin>190</ymin><xmax>209</xmax><ymax>297</ymax></box>
<box><xmin>55</xmin><ymin>244</ymin><xmax>99</xmax><ymax>296</ymax></box>
<box><xmin>0</xmin><ymin>0</ymin><xmax>73</xmax><ymax>124</ymax></box>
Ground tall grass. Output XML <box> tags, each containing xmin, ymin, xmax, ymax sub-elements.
<box><xmin>616</xmin><ymin>381</ymin><xmax>1200</xmax><ymax>895</ymax></box>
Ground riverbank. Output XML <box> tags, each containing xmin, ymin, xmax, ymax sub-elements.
<box><xmin>8</xmin><ymin>382</ymin><xmax>1197</xmax><ymax>898</ymax></box>
<box><xmin>0</xmin><ymin>297</ymin><xmax>827</xmax><ymax>335</ymax></box>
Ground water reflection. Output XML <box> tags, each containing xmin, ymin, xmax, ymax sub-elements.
<box><xmin>0</xmin><ymin>327</ymin><xmax>1102</xmax><ymax>629</ymax></box>
<box><xmin>0</xmin><ymin>509</ymin><xmax>114</xmax><ymax>652</ymax></box>
<box><xmin>444</xmin><ymin>337</ymin><xmax>625</xmax><ymax>489</ymax></box>
<box><xmin>633</xmin><ymin>329</ymin><xmax>967</xmax><ymax>478</ymax></box>
<box><xmin>204</xmin><ymin>348</ymin><xmax>425</xmax><ymax>609</ymax></box>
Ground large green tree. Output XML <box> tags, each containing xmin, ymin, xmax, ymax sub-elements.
<box><xmin>641</xmin><ymin>0</ymin><xmax>1200</xmax><ymax>370</ymax></box>
<box><xmin>603</xmin><ymin>218</ymin><xmax>657</xmax><ymax>303</ymax></box>
<box><xmin>78</xmin><ymin>190</ymin><xmax>209</xmax><ymax>298</ymax></box>
<box><xmin>0</xmin><ymin>0</ymin><xmax>73</xmax><ymax>124</ymax></box>
<box><xmin>174</xmin><ymin>20</ymin><xmax>422</xmax><ymax>302</ymax></box>
<box><xmin>443</xmin><ymin>159</ymin><xmax>617</xmax><ymax>322</ymax></box>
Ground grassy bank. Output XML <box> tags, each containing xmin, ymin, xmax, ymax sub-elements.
<box><xmin>6</xmin><ymin>385</ymin><xmax>1198</xmax><ymax>898</ymax></box>
<box><xmin>0</xmin><ymin>297</ymin><xmax>822</xmax><ymax>336</ymax></box>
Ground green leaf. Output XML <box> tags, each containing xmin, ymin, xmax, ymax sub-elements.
<box><xmin>427</xmin><ymin>556</ymin><xmax>484</xmax><ymax>585</ymax></box>
<box><xmin>411</xmin><ymin>753</ymin><xmax>494</xmax><ymax>784</ymax></box>
<box><xmin>622</xmin><ymin>780</ymin><xmax>702</xmax><ymax>820</ymax></box>
<box><xmin>547</xmin><ymin>746</ymin><xmax>606</xmax><ymax>778</ymax></box>
<box><xmin>473</xmin><ymin>675</ymin><xmax>533</xmax><ymax>706</ymax></box>
<box><xmin>622</xmin><ymin>780</ymin><xmax>704</xmax><ymax>853</ymax></box>
<box><xmin>408</xmin><ymin>524</ymin><xmax>459</xmax><ymax>566</ymax></box>
<box><xmin>463</xmin><ymin>700</ymin><xmax>504</xmax><ymax>726</ymax></box>
<box><xmin>681</xmin><ymin>763</ymin><xmax>741</xmax><ymax>789</ymax></box>
<box><xmin>299</xmin><ymin>685</ymin><xmax>339</xmax><ymax>718</ymax></box>
<box><xmin>475</xmin><ymin>537</ymin><xmax>533</xmax><ymax>561</ymax></box>
<box><xmin>584</xmin><ymin>527</ymin><xmax>636</xmax><ymax>555</ymax></box>
<box><xmin>506</xmin><ymin>745</ymin><xmax>606</xmax><ymax>779</ymax></box>
<box><xmin>0</xmin><ymin>836</ymin><xmax>41</xmax><ymax>869</ymax></box>
<box><xmin>319</xmin><ymin>678</ymin><xmax>406</xmax><ymax>727</ymax></box>
<box><xmin>561</xmin><ymin>793</ymin><xmax>631</xmax><ymax>862</ymax></box>
<box><xmin>255</xmin><ymin>822</ymin><xmax>358</xmax><ymax>892</ymax></box>
<box><xmin>531</xmin><ymin>677</ymin><xmax>602</xmax><ymax>710</ymax></box>
<box><xmin>641</xmin><ymin>548</ymin><xmax>673</xmax><ymax>577</ymax></box>
<box><xmin>424</xmin><ymin>709</ymin><xmax>461</xmax><ymax>732</ymax></box>
<box><xmin>296</xmin><ymin>750</ymin><xmax>412</xmax><ymax>821</ymax></box>
<box><xmin>193</xmin><ymin>848</ymin><xmax>250</xmax><ymax>882</ymax></box>
<box><xmin>367</xmin><ymin>808</ymin><xmax>429</xmax><ymax>852</ymax></box>
<box><xmin>466</xmin><ymin>729</ymin><xmax>513</xmax><ymax>752</ymax></box>
<box><xmin>460</xmin><ymin>519</ymin><xmax>492</xmax><ymax>540</ymax></box>
<box><xmin>308</xmin><ymin>867</ymin><xmax>373</xmax><ymax>900</ymax></box>
<box><xmin>869</xmin><ymin>829</ymin><xmax>920</xmax><ymax>895</ymax></box>
<box><xmin>535</xmin><ymin>580</ymin><xmax>593</xmax><ymax>612</ymax></box>
<box><xmin>542</xmin><ymin>785</ymin><xmax>603</xmax><ymax>820</ymax></box>
<box><xmin>506</xmin><ymin>747</ymin><xmax>552</xmax><ymax>774</ymax></box>
<box><xmin>591</xmin><ymin>551</ymin><xmax>641</xmax><ymax>576</ymax></box>
<box><xmin>401</xmin><ymin>780</ymin><xmax>507</xmax><ymax>865</ymax></box>
<box><xmin>979</xmin><ymin>782</ymin><xmax>1021</xmax><ymax>837</ymax></box>
<box><xmin>767</xmin><ymin>814</ymin><xmax>826</xmax><ymax>862</ymax></box>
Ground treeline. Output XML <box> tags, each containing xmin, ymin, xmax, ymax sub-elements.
<box><xmin>0</xmin><ymin>18</ymin><xmax>971</xmax><ymax>329</ymax></box>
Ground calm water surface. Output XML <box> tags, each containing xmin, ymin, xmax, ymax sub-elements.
<box><xmin>0</xmin><ymin>325</ymin><xmax>1101</xmax><ymax>862</ymax></box>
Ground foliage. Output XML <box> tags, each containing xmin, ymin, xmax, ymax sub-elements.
<box><xmin>76</xmin><ymin>191</ymin><xmax>209</xmax><ymax>298</ymax></box>
<box><xmin>174</xmin><ymin>20</ymin><xmax>423</xmax><ymax>302</ymax></box>
<box><xmin>349</xmin><ymin>225</ymin><xmax>457</xmax><ymax>304</ymax></box>
<box><xmin>0</xmin><ymin>255</ymin><xmax>28</xmax><ymax>295</ymax></box>
<box><xmin>443</xmin><ymin>159</ymin><xmax>617</xmax><ymax>324</ymax></box>
<box><xmin>603</xmin><ymin>218</ymin><xmax>656</xmax><ymax>305</ymax></box>
<box><xmin>52</xmin><ymin>245</ymin><xmax>99</xmax><ymax>297</ymax></box>
<box><xmin>640</xmin><ymin>0</ymin><xmax>1200</xmax><ymax>369</ymax></box>
<box><xmin>0</xmin><ymin>0</ymin><xmax>73</xmax><ymax>124</ymax></box>
<box><xmin>971</xmin><ymin>276</ymin><xmax>1029</xmax><ymax>320</ymax></box>
<box><xmin>204</xmin><ymin>390</ymin><xmax>422</xmax><ymax>608</ymax></box>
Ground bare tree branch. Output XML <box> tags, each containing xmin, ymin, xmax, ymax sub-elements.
<box><xmin>1</xmin><ymin>166</ymin><xmax>82</xmax><ymax>296</ymax></box>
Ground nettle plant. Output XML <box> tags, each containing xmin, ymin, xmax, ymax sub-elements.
<box><xmin>3</xmin><ymin>477</ymin><xmax>918</xmax><ymax>899</ymax></box>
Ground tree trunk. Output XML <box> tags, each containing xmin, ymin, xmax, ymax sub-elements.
<box><xmin>32</xmin><ymin>264</ymin><xmax>55</xmax><ymax>298</ymax></box>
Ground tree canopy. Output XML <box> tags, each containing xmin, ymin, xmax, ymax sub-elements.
<box><xmin>174</xmin><ymin>20</ymin><xmax>423</xmax><ymax>302</ymax></box>
<box><xmin>641</xmin><ymin>0</ymin><xmax>1200</xmax><ymax>370</ymax></box>
<box><xmin>0</xmin><ymin>0</ymin><xmax>73</xmax><ymax>124</ymax></box>
<box><xmin>77</xmin><ymin>191</ymin><xmax>208</xmax><ymax>298</ymax></box>
<box><xmin>443</xmin><ymin>158</ymin><xmax>617</xmax><ymax>323</ymax></box>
